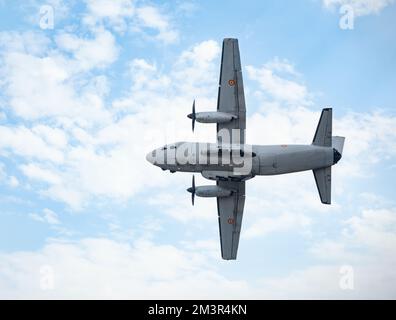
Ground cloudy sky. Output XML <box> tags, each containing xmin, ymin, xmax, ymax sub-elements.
<box><xmin>0</xmin><ymin>0</ymin><xmax>395</xmax><ymax>299</ymax></box>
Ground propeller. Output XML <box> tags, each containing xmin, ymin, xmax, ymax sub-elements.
<box><xmin>187</xmin><ymin>99</ymin><xmax>196</xmax><ymax>132</ymax></box>
<box><xmin>186</xmin><ymin>175</ymin><xmax>196</xmax><ymax>206</ymax></box>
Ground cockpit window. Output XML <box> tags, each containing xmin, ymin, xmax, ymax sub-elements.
<box><xmin>161</xmin><ymin>142</ymin><xmax>185</xmax><ymax>151</ymax></box>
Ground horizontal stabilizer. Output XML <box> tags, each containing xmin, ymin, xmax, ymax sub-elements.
<box><xmin>313</xmin><ymin>108</ymin><xmax>332</xmax><ymax>147</ymax></box>
<box><xmin>313</xmin><ymin>166</ymin><xmax>331</xmax><ymax>204</ymax></box>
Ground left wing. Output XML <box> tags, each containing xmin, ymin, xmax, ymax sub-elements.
<box><xmin>217</xmin><ymin>38</ymin><xmax>246</xmax><ymax>145</ymax></box>
<box><xmin>216</xmin><ymin>180</ymin><xmax>245</xmax><ymax>260</ymax></box>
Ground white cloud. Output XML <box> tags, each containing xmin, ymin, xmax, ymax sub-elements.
<box><xmin>246</xmin><ymin>60</ymin><xmax>310</xmax><ymax>106</ymax></box>
<box><xmin>113</xmin><ymin>40</ymin><xmax>220</xmax><ymax>110</ymax></box>
<box><xmin>1</xmin><ymin>228</ymin><xmax>395</xmax><ymax>298</ymax></box>
<box><xmin>0</xmin><ymin>237</ymin><xmax>250</xmax><ymax>299</ymax></box>
<box><xmin>0</xmin><ymin>31</ymin><xmax>51</xmax><ymax>56</ymax></box>
<box><xmin>172</xmin><ymin>40</ymin><xmax>221</xmax><ymax>98</ymax></box>
<box><xmin>83</xmin><ymin>0</ymin><xmax>179</xmax><ymax>43</ymax></box>
<box><xmin>323</xmin><ymin>0</ymin><xmax>395</xmax><ymax>16</ymax></box>
<box><xmin>244</xmin><ymin>212</ymin><xmax>311</xmax><ymax>239</ymax></box>
<box><xmin>1</xmin><ymin>52</ymin><xmax>111</xmax><ymax>122</ymax></box>
<box><xmin>148</xmin><ymin>189</ymin><xmax>217</xmax><ymax>223</ymax></box>
<box><xmin>257</xmin><ymin>264</ymin><xmax>396</xmax><ymax>299</ymax></box>
<box><xmin>32</xmin><ymin>125</ymin><xmax>68</xmax><ymax>149</ymax></box>
<box><xmin>3</xmin><ymin>53</ymin><xmax>71</xmax><ymax>120</ymax></box>
<box><xmin>135</xmin><ymin>6</ymin><xmax>179</xmax><ymax>44</ymax></box>
<box><xmin>0</xmin><ymin>126</ymin><xmax>64</xmax><ymax>163</ymax></box>
<box><xmin>0</xmin><ymin>163</ymin><xmax>5</xmax><ymax>182</ymax></box>
<box><xmin>44</xmin><ymin>185</ymin><xmax>85</xmax><ymax>211</ymax></box>
<box><xmin>313</xmin><ymin>207</ymin><xmax>396</xmax><ymax>261</ymax></box>
<box><xmin>83</xmin><ymin>0</ymin><xmax>135</xmax><ymax>32</ymax></box>
<box><xmin>0</xmin><ymin>163</ymin><xmax>19</xmax><ymax>188</ymax></box>
<box><xmin>304</xmin><ymin>206</ymin><xmax>396</xmax><ymax>298</ymax></box>
<box><xmin>343</xmin><ymin>208</ymin><xmax>396</xmax><ymax>254</ymax></box>
<box><xmin>8</xmin><ymin>176</ymin><xmax>19</xmax><ymax>188</ymax></box>
<box><xmin>55</xmin><ymin>30</ymin><xmax>119</xmax><ymax>70</ymax></box>
<box><xmin>20</xmin><ymin>163</ymin><xmax>62</xmax><ymax>185</ymax></box>
<box><xmin>126</xmin><ymin>58</ymin><xmax>171</xmax><ymax>92</ymax></box>
<box><xmin>251</xmin><ymin>206</ymin><xmax>396</xmax><ymax>299</ymax></box>
<box><xmin>263</xmin><ymin>57</ymin><xmax>300</xmax><ymax>76</ymax></box>
<box><xmin>334</xmin><ymin>111</ymin><xmax>396</xmax><ymax>178</ymax></box>
<box><xmin>310</xmin><ymin>240</ymin><xmax>351</xmax><ymax>261</ymax></box>
<box><xmin>29</xmin><ymin>208</ymin><xmax>60</xmax><ymax>225</ymax></box>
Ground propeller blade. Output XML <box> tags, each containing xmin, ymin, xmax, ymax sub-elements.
<box><xmin>192</xmin><ymin>99</ymin><xmax>196</xmax><ymax>132</ymax></box>
<box><xmin>187</xmin><ymin>100</ymin><xmax>196</xmax><ymax>132</ymax></box>
<box><xmin>186</xmin><ymin>175</ymin><xmax>196</xmax><ymax>206</ymax></box>
<box><xmin>191</xmin><ymin>175</ymin><xmax>195</xmax><ymax>205</ymax></box>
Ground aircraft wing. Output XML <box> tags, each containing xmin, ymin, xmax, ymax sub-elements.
<box><xmin>216</xmin><ymin>180</ymin><xmax>245</xmax><ymax>260</ymax></box>
<box><xmin>217</xmin><ymin>38</ymin><xmax>246</xmax><ymax>145</ymax></box>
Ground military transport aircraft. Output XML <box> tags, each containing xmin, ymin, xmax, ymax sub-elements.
<box><xmin>146</xmin><ymin>38</ymin><xmax>345</xmax><ymax>260</ymax></box>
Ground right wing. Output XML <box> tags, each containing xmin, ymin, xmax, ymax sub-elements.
<box><xmin>217</xmin><ymin>38</ymin><xmax>246</xmax><ymax>145</ymax></box>
<box><xmin>216</xmin><ymin>180</ymin><xmax>245</xmax><ymax>260</ymax></box>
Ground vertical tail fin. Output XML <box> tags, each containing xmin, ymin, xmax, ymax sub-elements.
<box><xmin>332</xmin><ymin>136</ymin><xmax>345</xmax><ymax>154</ymax></box>
<box><xmin>312</xmin><ymin>108</ymin><xmax>332</xmax><ymax>147</ymax></box>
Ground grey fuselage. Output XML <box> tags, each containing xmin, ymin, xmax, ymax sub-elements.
<box><xmin>146</xmin><ymin>142</ymin><xmax>337</xmax><ymax>181</ymax></box>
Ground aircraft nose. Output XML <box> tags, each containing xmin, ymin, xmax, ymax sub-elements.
<box><xmin>146</xmin><ymin>151</ymin><xmax>155</xmax><ymax>164</ymax></box>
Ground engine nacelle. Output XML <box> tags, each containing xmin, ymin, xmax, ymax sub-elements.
<box><xmin>195</xmin><ymin>185</ymin><xmax>232</xmax><ymax>198</ymax></box>
<box><xmin>190</xmin><ymin>112</ymin><xmax>237</xmax><ymax>124</ymax></box>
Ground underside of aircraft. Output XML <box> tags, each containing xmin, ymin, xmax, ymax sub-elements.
<box><xmin>146</xmin><ymin>38</ymin><xmax>345</xmax><ymax>260</ymax></box>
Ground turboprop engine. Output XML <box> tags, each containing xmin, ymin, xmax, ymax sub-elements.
<box><xmin>187</xmin><ymin>100</ymin><xmax>236</xmax><ymax>131</ymax></box>
<box><xmin>186</xmin><ymin>176</ymin><xmax>232</xmax><ymax>205</ymax></box>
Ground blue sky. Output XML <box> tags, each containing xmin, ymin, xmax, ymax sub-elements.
<box><xmin>0</xmin><ymin>0</ymin><xmax>395</xmax><ymax>299</ymax></box>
